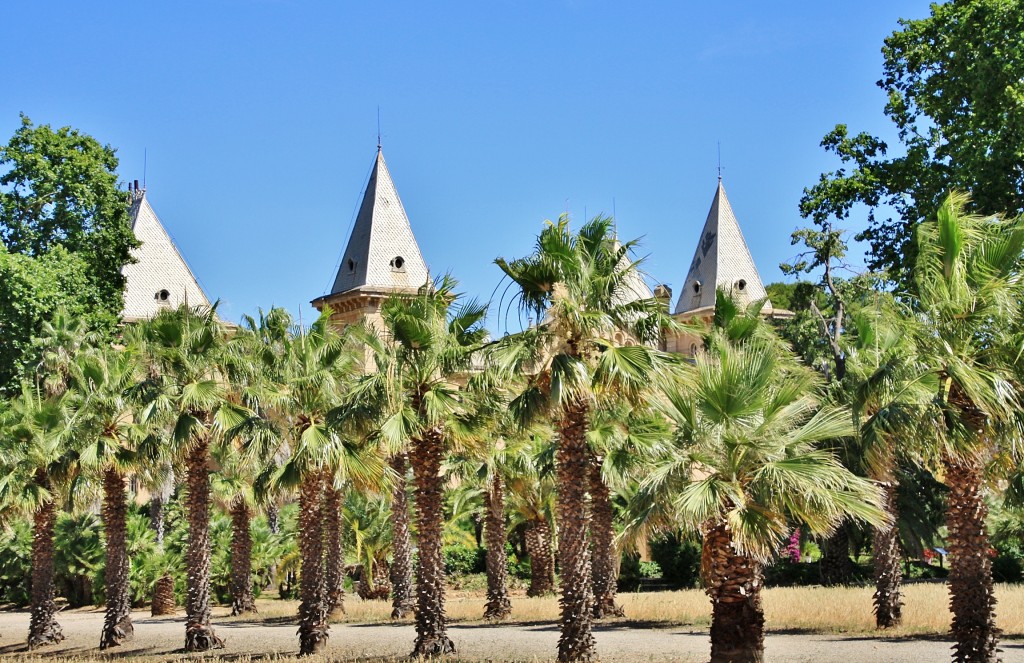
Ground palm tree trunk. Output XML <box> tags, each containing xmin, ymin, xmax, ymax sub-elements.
<box><xmin>411</xmin><ymin>426</ymin><xmax>455</xmax><ymax>656</ymax></box>
<box><xmin>819</xmin><ymin>523</ymin><xmax>855</xmax><ymax>585</ymax></box>
<box><xmin>324</xmin><ymin>484</ymin><xmax>346</xmax><ymax>617</ymax></box>
<box><xmin>151</xmin><ymin>574</ymin><xmax>176</xmax><ymax>616</ymax></box>
<box><xmin>229</xmin><ymin>495</ymin><xmax>257</xmax><ymax>616</ymax></box>
<box><xmin>28</xmin><ymin>470</ymin><xmax>64</xmax><ymax>649</ymax></box>
<box><xmin>357</xmin><ymin>559</ymin><xmax>392</xmax><ymax>600</ymax></box>
<box><xmin>184</xmin><ymin>436</ymin><xmax>223</xmax><ymax>651</ymax></box>
<box><xmin>389</xmin><ymin>453</ymin><xmax>415</xmax><ymax>619</ymax></box>
<box><xmin>483</xmin><ymin>473</ymin><xmax>512</xmax><ymax>620</ymax></box>
<box><xmin>150</xmin><ymin>494</ymin><xmax>166</xmax><ymax>546</ymax></box>
<box><xmin>100</xmin><ymin>466</ymin><xmax>134</xmax><ymax>649</ymax></box>
<box><xmin>527</xmin><ymin>519</ymin><xmax>556</xmax><ymax>597</ymax></box>
<box><xmin>589</xmin><ymin>458</ymin><xmax>624</xmax><ymax>619</ymax></box>
<box><xmin>872</xmin><ymin>475</ymin><xmax>903</xmax><ymax>629</ymax></box>
<box><xmin>298</xmin><ymin>468</ymin><xmax>330</xmax><ymax>655</ymax></box>
<box><xmin>556</xmin><ymin>398</ymin><xmax>596</xmax><ymax>663</ymax></box>
<box><xmin>703</xmin><ymin>519</ymin><xmax>765</xmax><ymax>663</ymax></box>
<box><xmin>944</xmin><ymin>451</ymin><xmax>1000</xmax><ymax>662</ymax></box>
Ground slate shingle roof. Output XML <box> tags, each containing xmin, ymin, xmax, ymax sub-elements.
<box><xmin>121</xmin><ymin>189</ymin><xmax>210</xmax><ymax>322</ymax></box>
<box><xmin>673</xmin><ymin>181</ymin><xmax>771</xmax><ymax>316</ymax></box>
<box><xmin>327</xmin><ymin>148</ymin><xmax>429</xmax><ymax>297</ymax></box>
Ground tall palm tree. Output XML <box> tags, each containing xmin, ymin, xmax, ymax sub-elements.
<box><xmin>4</xmin><ymin>386</ymin><xmax>74</xmax><ymax>649</ymax></box>
<box><xmin>74</xmin><ymin>346</ymin><xmax>147</xmax><ymax>648</ymax></box>
<box><xmin>130</xmin><ymin>305</ymin><xmax>242</xmax><ymax>652</ymax></box>
<box><xmin>841</xmin><ymin>300</ymin><xmax>935</xmax><ymax>628</ymax></box>
<box><xmin>211</xmin><ymin>450</ymin><xmax>260</xmax><ymax>616</ymax></box>
<box><xmin>351</xmin><ymin>276</ymin><xmax>489</xmax><ymax>656</ymax></box>
<box><xmin>506</xmin><ymin>437</ymin><xmax>557</xmax><ymax>597</ymax></box>
<box><xmin>631</xmin><ymin>332</ymin><xmax>886</xmax><ymax>663</ymax></box>
<box><xmin>254</xmin><ymin>310</ymin><xmax>380</xmax><ymax>656</ymax></box>
<box><xmin>495</xmin><ymin>215</ymin><xmax>674</xmax><ymax>662</ymax></box>
<box><xmin>345</xmin><ymin>491</ymin><xmax>394</xmax><ymax>600</ymax></box>
<box><xmin>387</xmin><ymin>452</ymin><xmax>415</xmax><ymax>618</ymax></box>
<box><xmin>911</xmin><ymin>192</ymin><xmax>1024</xmax><ymax>662</ymax></box>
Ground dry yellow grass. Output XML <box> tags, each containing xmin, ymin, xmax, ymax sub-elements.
<box><xmin>231</xmin><ymin>582</ymin><xmax>1024</xmax><ymax>636</ymax></box>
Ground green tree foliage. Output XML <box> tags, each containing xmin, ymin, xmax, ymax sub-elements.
<box><xmin>0</xmin><ymin>116</ymin><xmax>138</xmax><ymax>392</ymax></box>
<box><xmin>0</xmin><ymin>246</ymin><xmax>90</xmax><ymax>394</ymax></box>
<box><xmin>800</xmin><ymin>0</ymin><xmax>1024</xmax><ymax>281</ymax></box>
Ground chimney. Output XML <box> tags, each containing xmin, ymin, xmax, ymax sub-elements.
<box><xmin>654</xmin><ymin>284</ymin><xmax>673</xmax><ymax>312</ymax></box>
<box><xmin>133</xmin><ymin>179</ymin><xmax>140</xmax><ymax>192</ymax></box>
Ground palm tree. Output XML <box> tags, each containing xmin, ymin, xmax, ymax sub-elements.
<box><xmin>387</xmin><ymin>452</ymin><xmax>415</xmax><ymax>618</ymax></box>
<box><xmin>631</xmin><ymin>332</ymin><xmax>886</xmax><ymax>663</ymax></box>
<box><xmin>345</xmin><ymin>491</ymin><xmax>394</xmax><ymax>600</ymax></box>
<box><xmin>495</xmin><ymin>215</ymin><xmax>674</xmax><ymax>662</ymax></box>
<box><xmin>256</xmin><ymin>310</ymin><xmax>380</xmax><ymax>656</ymax></box>
<box><xmin>911</xmin><ymin>192</ymin><xmax>1024</xmax><ymax>662</ymax></box>
<box><xmin>505</xmin><ymin>438</ymin><xmax>557</xmax><ymax>597</ymax></box>
<box><xmin>73</xmin><ymin>346</ymin><xmax>146</xmax><ymax>648</ymax></box>
<box><xmin>4</xmin><ymin>386</ymin><xmax>74</xmax><ymax>648</ymax></box>
<box><xmin>130</xmin><ymin>305</ymin><xmax>241</xmax><ymax>651</ymax></box>
<box><xmin>841</xmin><ymin>300</ymin><xmax>935</xmax><ymax>628</ymax></box>
<box><xmin>211</xmin><ymin>451</ymin><xmax>260</xmax><ymax>616</ymax></box>
<box><xmin>352</xmin><ymin>276</ymin><xmax>489</xmax><ymax>656</ymax></box>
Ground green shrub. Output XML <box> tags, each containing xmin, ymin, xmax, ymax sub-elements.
<box><xmin>0</xmin><ymin>520</ymin><xmax>32</xmax><ymax>605</ymax></box>
<box><xmin>993</xmin><ymin>544</ymin><xmax>1023</xmax><ymax>583</ymax></box>
<box><xmin>638</xmin><ymin>560</ymin><xmax>662</xmax><ymax>578</ymax></box>
<box><xmin>649</xmin><ymin>534</ymin><xmax>700</xmax><ymax>588</ymax></box>
<box><xmin>443</xmin><ymin>544</ymin><xmax>485</xmax><ymax>575</ymax></box>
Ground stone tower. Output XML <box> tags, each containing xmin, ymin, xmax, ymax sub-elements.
<box><xmin>121</xmin><ymin>182</ymin><xmax>211</xmax><ymax>322</ymax></box>
<box><xmin>311</xmin><ymin>147</ymin><xmax>429</xmax><ymax>328</ymax></box>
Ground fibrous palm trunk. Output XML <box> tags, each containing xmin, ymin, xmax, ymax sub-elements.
<box><xmin>150</xmin><ymin>494</ymin><xmax>166</xmax><ymax>546</ymax></box>
<box><xmin>703</xmin><ymin>519</ymin><xmax>765</xmax><ymax>663</ymax></box>
<box><xmin>527</xmin><ymin>519</ymin><xmax>556</xmax><ymax>597</ymax></box>
<box><xmin>357</xmin><ymin>560</ymin><xmax>392</xmax><ymax>600</ymax></box>
<box><xmin>944</xmin><ymin>451</ymin><xmax>1000</xmax><ymax>662</ymax></box>
<box><xmin>100</xmin><ymin>466</ymin><xmax>134</xmax><ymax>649</ymax></box>
<box><xmin>589</xmin><ymin>458</ymin><xmax>624</xmax><ymax>619</ymax></box>
<box><xmin>324</xmin><ymin>484</ymin><xmax>346</xmax><ymax>617</ymax></box>
<box><xmin>184</xmin><ymin>436</ymin><xmax>223</xmax><ymax>651</ymax></box>
<box><xmin>298</xmin><ymin>469</ymin><xmax>329</xmax><ymax>655</ymax></box>
<box><xmin>389</xmin><ymin>453</ymin><xmax>415</xmax><ymax>619</ymax></box>
<box><xmin>819</xmin><ymin>523</ymin><xmax>855</xmax><ymax>586</ymax></box>
<box><xmin>556</xmin><ymin>398</ymin><xmax>596</xmax><ymax>663</ymax></box>
<box><xmin>872</xmin><ymin>474</ymin><xmax>903</xmax><ymax>629</ymax></box>
<box><xmin>28</xmin><ymin>470</ymin><xmax>64</xmax><ymax>649</ymax></box>
<box><xmin>151</xmin><ymin>574</ymin><xmax>176</xmax><ymax>616</ymax></box>
<box><xmin>411</xmin><ymin>426</ymin><xmax>455</xmax><ymax>656</ymax></box>
<box><xmin>229</xmin><ymin>495</ymin><xmax>257</xmax><ymax>616</ymax></box>
<box><xmin>483</xmin><ymin>473</ymin><xmax>512</xmax><ymax>620</ymax></box>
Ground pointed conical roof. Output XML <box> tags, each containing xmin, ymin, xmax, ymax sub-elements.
<box><xmin>121</xmin><ymin>188</ymin><xmax>211</xmax><ymax>322</ymax></box>
<box><xmin>673</xmin><ymin>181</ymin><xmax>770</xmax><ymax>316</ymax></box>
<box><xmin>326</xmin><ymin>148</ymin><xmax>429</xmax><ymax>297</ymax></box>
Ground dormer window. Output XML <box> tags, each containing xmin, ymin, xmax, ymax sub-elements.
<box><xmin>347</xmin><ymin>258</ymin><xmax>356</xmax><ymax>273</ymax></box>
<box><xmin>692</xmin><ymin>281</ymin><xmax>702</xmax><ymax>294</ymax></box>
<box><xmin>155</xmin><ymin>289</ymin><xmax>171</xmax><ymax>302</ymax></box>
<box><xmin>390</xmin><ymin>256</ymin><xmax>406</xmax><ymax>272</ymax></box>
<box><xmin>736</xmin><ymin>279</ymin><xmax>747</xmax><ymax>291</ymax></box>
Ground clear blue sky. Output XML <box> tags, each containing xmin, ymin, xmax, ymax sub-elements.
<box><xmin>2</xmin><ymin>1</ymin><xmax>932</xmax><ymax>329</ymax></box>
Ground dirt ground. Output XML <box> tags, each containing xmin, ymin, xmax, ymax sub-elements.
<box><xmin>2</xmin><ymin>607</ymin><xmax>1023</xmax><ymax>663</ymax></box>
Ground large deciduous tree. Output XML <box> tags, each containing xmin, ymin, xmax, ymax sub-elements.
<box><xmin>800</xmin><ymin>0</ymin><xmax>1024</xmax><ymax>282</ymax></box>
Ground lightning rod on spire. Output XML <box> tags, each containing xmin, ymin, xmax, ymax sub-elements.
<box><xmin>717</xmin><ymin>141</ymin><xmax>722</xmax><ymax>181</ymax></box>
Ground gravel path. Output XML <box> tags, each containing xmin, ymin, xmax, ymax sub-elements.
<box><xmin>1</xmin><ymin>609</ymin><xmax>1022</xmax><ymax>662</ymax></box>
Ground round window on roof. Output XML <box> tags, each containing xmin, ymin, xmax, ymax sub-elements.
<box><xmin>390</xmin><ymin>256</ymin><xmax>405</xmax><ymax>271</ymax></box>
<box><xmin>155</xmin><ymin>289</ymin><xmax>171</xmax><ymax>302</ymax></box>
<box><xmin>737</xmin><ymin>279</ymin><xmax>747</xmax><ymax>291</ymax></box>
<box><xmin>692</xmin><ymin>281</ymin><xmax>701</xmax><ymax>294</ymax></box>
<box><xmin>347</xmin><ymin>258</ymin><xmax>356</xmax><ymax>273</ymax></box>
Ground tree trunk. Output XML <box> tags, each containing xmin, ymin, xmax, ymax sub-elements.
<box><xmin>28</xmin><ymin>470</ymin><xmax>64</xmax><ymax>649</ymax></box>
<box><xmin>944</xmin><ymin>452</ymin><xmax>1000</xmax><ymax>662</ymax></box>
<box><xmin>324</xmin><ymin>484</ymin><xmax>346</xmax><ymax>617</ymax></box>
<box><xmin>229</xmin><ymin>495</ymin><xmax>257</xmax><ymax>616</ymax></box>
<box><xmin>703</xmin><ymin>519</ymin><xmax>765</xmax><ymax>663</ymax></box>
<box><xmin>527</xmin><ymin>519</ymin><xmax>556</xmax><ymax>597</ymax></box>
<box><xmin>410</xmin><ymin>426</ymin><xmax>455</xmax><ymax>656</ymax></box>
<box><xmin>151</xmin><ymin>574</ymin><xmax>176</xmax><ymax>616</ymax></box>
<box><xmin>150</xmin><ymin>494</ymin><xmax>166</xmax><ymax>546</ymax></box>
<box><xmin>298</xmin><ymin>469</ymin><xmax>329</xmax><ymax>655</ymax></box>
<box><xmin>100</xmin><ymin>466</ymin><xmax>134</xmax><ymax>649</ymax></box>
<box><xmin>589</xmin><ymin>458</ymin><xmax>624</xmax><ymax>619</ymax></box>
<box><xmin>872</xmin><ymin>476</ymin><xmax>903</xmax><ymax>629</ymax></box>
<box><xmin>483</xmin><ymin>473</ymin><xmax>512</xmax><ymax>620</ymax></box>
<box><xmin>819</xmin><ymin>523</ymin><xmax>855</xmax><ymax>586</ymax></box>
<box><xmin>184</xmin><ymin>436</ymin><xmax>223</xmax><ymax>651</ymax></box>
<box><xmin>357</xmin><ymin>560</ymin><xmax>392</xmax><ymax>600</ymax></box>
<box><xmin>389</xmin><ymin>453</ymin><xmax>415</xmax><ymax>619</ymax></box>
<box><xmin>556</xmin><ymin>398</ymin><xmax>596</xmax><ymax>663</ymax></box>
